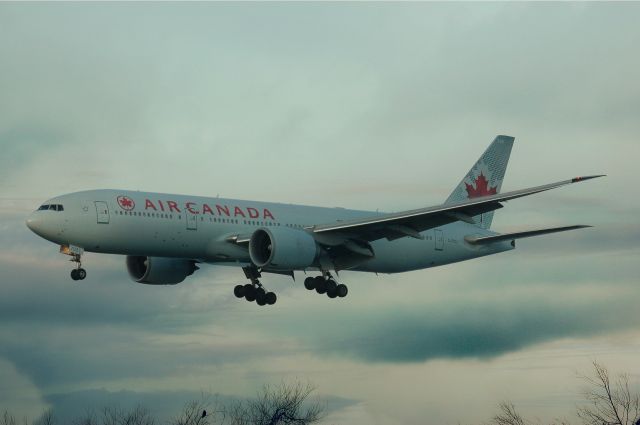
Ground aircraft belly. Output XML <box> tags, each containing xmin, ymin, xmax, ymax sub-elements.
<box><xmin>352</xmin><ymin>227</ymin><xmax>512</xmax><ymax>274</ymax></box>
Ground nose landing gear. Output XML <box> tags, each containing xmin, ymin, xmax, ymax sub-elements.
<box><xmin>60</xmin><ymin>245</ymin><xmax>87</xmax><ymax>281</ymax></box>
<box><xmin>69</xmin><ymin>253</ymin><xmax>87</xmax><ymax>281</ymax></box>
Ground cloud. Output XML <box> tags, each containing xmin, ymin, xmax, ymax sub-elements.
<box><xmin>312</xmin><ymin>295</ymin><xmax>640</xmax><ymax>362</ymax></box>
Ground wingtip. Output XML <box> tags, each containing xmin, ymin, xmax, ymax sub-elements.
<box><xmin>572</xmin><ymin>175</ymin><xmax>606</xmax><ymax>183</ymax></box>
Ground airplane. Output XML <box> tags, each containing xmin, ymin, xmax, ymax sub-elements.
<box><xmin>25</xmin><ymin>135</ymin><xmax>603</xmax><ymax>306</ymax></box>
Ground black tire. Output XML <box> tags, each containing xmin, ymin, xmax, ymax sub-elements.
<box><xmin>77</xmin><ymin>269</ymin><xmax>87</xmax><ymax>280</ymax></box>
<box><xmin>314</xmin><ymin>276</ymin><xmax>326</xmax><ymax>294</ymax></box>
<box><xmin>265</xmin><ymin>292</ymin><xmax>277</xmax><ymax>305</ymax></box>
<box><xmin>336</xmin><ymin>284</ymin><xmax>348</xmax><ymax>298</ymax></box>
<box><xmin>245</xmin><ymin>285</ymin><xmax>257</xmax><ymax>302</ymax></box>
<box><xmin>255</xmin><ymin>287</ymin><xmax>266</xmax><ymax>305</ymax></box>
<box><xmin>304</xmin><ymin>277</ymin><xmax>316</xmax><ymax>290</ymax></box>
<box><xmin>326</xmin><ymin>280</ymin><xmax>337</xmax><ymax>292</ymax></box>
<box><xmin>327</xmin><ymin>288</ymin><xmax>338</xmax><ymax>298</ymax></box>
<box><xmin>70</xmin><ymin>269</ymin><xmax>79</xmax><ymax>281</ymax></box>
<box><xmin>315</xmin><ymin>279</ymin><xmax>327</xmax><ymax>294</ymax></box>
<box><xmin>234</xmin><ymin>285</ymin><xmax>245</xmax><ymax>298</ymax></box>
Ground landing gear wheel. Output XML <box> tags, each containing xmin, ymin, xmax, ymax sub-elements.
<box><xmin>77</xmin><ymin>268</ymin><xmax>86</xmax><ymax>280</ymax></box>
<box><xmin>304</xmin><ymin>277</ymin><xmax>316</xmax><ymax>290</ymax></box>
<box><xmin>326</xmin><ymin>280</ymin><xmax>337</xmax><ymax>292</ymax></box>
<box><xmin>336</xmin><ymin>284</ymin><xmax>348</xmax><ymax>298</ymax></box>
<box><xmin>70</xmin><ymin>269</ymin><xmax>79</xmax><ymax>281</ymax></box>
<box><xmin>255</xmin><ymin>288</ymin><xmax>267</xmax><ymax>306</ymax></box>
<box><xmin>327</xmin><ymin>288</ymin><xmax>338</xmax><ymax>298</ymax></box>
<box><xmin>234</xmin><ymin>285</ymin><xmax>245</xmax><ymax>298</ymax></box>
<box><xmin>315</xmin><ymin>277</ymin><xmax>327</xmax><ymax>294</ymax></box>
<box><xmin>239</xmin><ymin>267</ymin><xmax>278</xmax><ymax>307</ymax></box>
<box><xmin>244</xmin><ymin>285</ymin><xmax>257</xmax><ymax>302</ymax></box>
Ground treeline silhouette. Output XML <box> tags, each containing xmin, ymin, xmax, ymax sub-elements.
<box><xmin>489</xmin><ymin>361</ymin><xmax>640</xmax><ymax>425</ymax></box>
<box><xmin>2</xmin><ymin>382</ymin><xmax>325</xmax><ymax>425</ymax></box>
<box><xmin>3</xmin><ymin>362</ymin><xmax>638</xmax><ymax>425</ymax></box>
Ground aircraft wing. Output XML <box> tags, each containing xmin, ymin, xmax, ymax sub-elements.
<box><xmin>310</xmin><ymin>175</ymin><xmax>603</xmax><ymax>244</ymax></box>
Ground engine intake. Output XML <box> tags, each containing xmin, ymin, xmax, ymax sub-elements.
<box><xmin>249</xmin><ymin>227</ymin><xmax>319</xmax><ymax>270</ymax></box>
<box><xmin>126</xmin><ymin>256</ymin><xmax>198</xmax><ymax>285</ymax></box>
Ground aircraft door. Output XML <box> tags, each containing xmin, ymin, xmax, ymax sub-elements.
<box><xmin>95</xmin><ymin>201</ymin><xmax>110</xmax><ymax>224</ymax></box>
<box><xmin>186</xmin><ymin>210</ymin><xmax>197</xmax><ymax>230</ymax></box>
<box><xmin>434</xmin><ymin>229</ymin><xmax>444</xmax><ymax>251</ymax></box>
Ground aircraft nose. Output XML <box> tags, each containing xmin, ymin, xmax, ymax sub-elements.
<box><xmin>26</xmin><ymin>212</ymin><xmax>39</xmax><ymax>232</ymax></box>
<box><xmin>26</xmin><ymin>212</ymin><xmax>45</xmax><ymax>236</ymax></box>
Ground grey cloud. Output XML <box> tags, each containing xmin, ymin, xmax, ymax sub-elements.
<box><xmin>0</xmin><ymin>323</ymin><xmax>286</xmax><ymax>389</ymax></box>
<box><xmin>302</xmin><ymin>295</ymin><xmax>640</xmax><ymax>363</ymax></box>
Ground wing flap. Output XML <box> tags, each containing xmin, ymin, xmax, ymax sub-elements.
<box><xmin>464</xmin><ymin>225</ymin><xmax>591</xmax><ymax>245</ymax></box>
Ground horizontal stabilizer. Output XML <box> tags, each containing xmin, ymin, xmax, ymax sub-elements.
<box><xmin>464</xmin><ymin>225</ymin><xmax>591</xmax><ymax>245</ymax></box>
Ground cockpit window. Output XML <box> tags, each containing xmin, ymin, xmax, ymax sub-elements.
<box><xmin>37</xmin><ymin>204</ymin><xmax>64</xmax><ymax>211</ymax></box>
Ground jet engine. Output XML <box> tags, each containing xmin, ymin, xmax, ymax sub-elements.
<box><xmin>249</xmin><ymin>227</ymin><xmax>319</xmax><ymax>269</ymax></box>
<box><xmin>126</xmin><ymin>256</ymin><xmax>198</xmax><ymax>285</ymax></box>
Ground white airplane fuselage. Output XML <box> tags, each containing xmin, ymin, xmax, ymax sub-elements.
<box><xmin>26</xmin><ymin>189</ymin><xmax>513</xmax><ymax>274</ymax></box>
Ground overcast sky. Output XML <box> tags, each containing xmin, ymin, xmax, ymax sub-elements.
<box><xmin>1</xmin><ymin>3</ymin><xmax>639</xmax><ymax>425</ymax></box>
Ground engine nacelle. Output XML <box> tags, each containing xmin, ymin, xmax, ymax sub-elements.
<box><xmin>126</xmin><ymin>256</ymin><xmax>198</xmax><ymax>285</ymax></box>
<box><xmin>249</xmin><ymin>227</ymin><xmax>319</xmax><ymax>270</ymax></box>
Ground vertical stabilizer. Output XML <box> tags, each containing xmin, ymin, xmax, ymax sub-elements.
<box><xmin>445</xmin><ymin>135</ymin><xmax>514</xmax><ymax>229</ymax></box>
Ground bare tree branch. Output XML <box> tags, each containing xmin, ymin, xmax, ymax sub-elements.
<box><xmin>33</xmin><ymin>410</ymin><xmax>55</xmax><ymax>425</ymax></box>
<box><xmin>490</xmin><ymin>402</ymin><xmax>527</xmax><ymax>425</ymax></box>
<box><xmin>224</xmin><ymin>381</ymin><xmax>325</xmax><ymax>425</ymax></box>
<box><xmin>577</xmin><ymin>361</ymin><xmax>640</xmax><ymax>425</ymax></box>
<box><xmin>2</xmin><ymin>411</ymin><xmax>17</xmax><ymax>425</ymax></box>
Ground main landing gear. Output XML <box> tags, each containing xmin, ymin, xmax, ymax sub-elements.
<box><xmin>234</xmin><ymin>267</ymin><xmax>277</xmax><ymax>306</ymax></box>
<box><xmin>304</xmin><ymin>272</ymin><xmax>348</xmax><ymax>299</ymax></box>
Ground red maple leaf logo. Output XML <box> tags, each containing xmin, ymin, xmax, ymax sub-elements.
<box><xmin>117</xmin><ymin>195</ymin><xmax>135</xmax><ymax>210</ymax></box>
<box><xmin>465</xmin><ymin>173</ymin><xmax>497</xmax><ymax>198</ymax></box>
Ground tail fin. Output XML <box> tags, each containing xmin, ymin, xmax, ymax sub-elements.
<box><xmin>445</xmin><ymin>135</ymin><xmax>514</xmax><ymax>229</ymax></box>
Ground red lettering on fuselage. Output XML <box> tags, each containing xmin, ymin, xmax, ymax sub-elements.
<box><xmin>145</xmin><ymin>199</ymin><xmax>157</xmax><ymax>211</ymax></box>
<box><xmin>186</xmin><ymin>202</ymin><xmax>199</xmax><ymax>214</ymax></box>
<box><xmin>216</xmin><ymin>205</ymin><xmax>230</xmax><ymax>216</ymax></box>
<box><xmin>140</xmin><ymin>199</ymin><xmax>275</xmax><ymax>219</ymax></box>
<box><xmin>202</xmin><ymin>204</ymin><xmax>214</xmax><ymax>215</ymax></box>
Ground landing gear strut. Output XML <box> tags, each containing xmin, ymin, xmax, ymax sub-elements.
<box><xmin>234</xmin><ymin>267</ymin><xmax>277</xmax><ymax>306</ymax></box>
<box><xmin>303</xmin><ymin>272</ymin><xmax>348</xmax><ymax>299</ymax></box>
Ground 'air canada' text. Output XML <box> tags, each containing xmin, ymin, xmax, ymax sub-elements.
<box><xmin>143</xmin><ymin>199</ymin><xmax>275</xmax><ymax>220</ymax></box>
